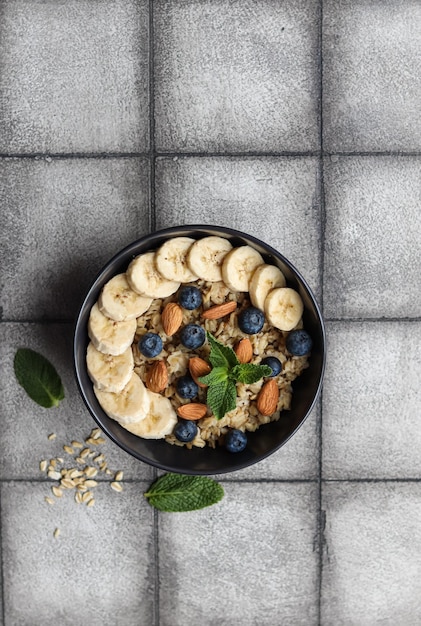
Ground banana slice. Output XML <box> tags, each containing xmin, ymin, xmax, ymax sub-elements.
<box><xmin>98</xmin><ymin>273</ymin><xmax>153</xmax><ymax>322</ymax></box>
<box><xmin>121</xmin><ymin>390</ymin><xmax>178</xmax><ymax>439</ymax></box>
<box><xmin>126</xmin><ymin>252</ymin><xmax>180</xmax><ymax>299</ymax></box>
<box><xmin>187</xmin><ymin>236</ymin><xmax>233</xmax><ymax>282</ymax></box>
<box><xmin>249</xmin><ymin>264</ymin><xmax>286</xmax><ymax>311</ymax></box>
<box><xmin>94</xmin><ymin>372</ymin><xmax>150</xmax><ymax>424</ymax></box>
<box><xmin>88</xmin><ymin>303</ymin><xmax>136</xmax><ymax>356</ymax></box>
<box><xmin>155</xmin><ymin>237</ymin><xmax>198</xmax><ymax>283</ymax></box>
<box><xmin>221</xmin><ymin>245</ymin><xmax>264</xmax><ymax>292</ymax></box>
<box><xmin>264</xmin><ymin>287</ymin><xmax>304</xmax><ymax>331</ymax></box>
<box><xmin>86</xmin><ymin>342</ymin><xmax>134</xmax><ymax>393</ymax></box>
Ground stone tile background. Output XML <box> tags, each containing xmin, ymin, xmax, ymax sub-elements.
<box><xmin>1</xmin><ymin>0</ymin><xmax>420</xmax><ymax>624</ymax></box>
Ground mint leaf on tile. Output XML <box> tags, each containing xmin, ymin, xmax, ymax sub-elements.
<box><xmin>14</xmin><ymin>348</ymin><xmax>65</xmax><ymax>408</ymax></box>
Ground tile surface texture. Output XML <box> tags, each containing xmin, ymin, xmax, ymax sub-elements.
<box><xmin>323</xmin><ymin>0</ymin><xmax>421</xmax><ymax>152</ymax></box>
<box><xmin>1</xmin><ymin>481</ymin><xmax>155</xmax><ymax>625</ymax></box>
<box><xmin>0</xmin><ymin>0</ymin><xmax>150</xmax><ymax>154</ymax></box>
<box><xmin>158</xmin><ymin>482</ymin><xmax>319</xmax><ymax>626</ymax></box>
<box><xmin>154</xmin><ymin>0</ymin><xmax>320</xmax><ymax>152</ymax></box>
<box><xmin>323</xmin><ymin>156</ymin><xmax>421</xmax><ymax>319</ymax></box>
<box><xmin>1</xmin><ymin>0</ymin><xmax>420</xmax><ymax>623</ymax></box>
<box><xmin>322</xmin><ymin>321</ymin><xmax>421</xmax><ymax>479</ymax></box>
<box><xmin>322</xmin><ymin>482</ymin><xmax>421</xmax><ymax>626</ymax></box>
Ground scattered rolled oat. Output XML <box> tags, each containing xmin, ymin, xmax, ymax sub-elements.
<box><xmin>40</xmin><ymin>427</ymin><xmax>123</xmax><ymax>536</ymax></box>
<box><xmin>82</xmin><ymin>490</ymin><xmax>94</xmax><ymax>503</ymax></box>
<box><xmin>84</xmin><ymin>480</ymin><xmax>98</xmax><ymax>488</ymax></box>
<box><xmin>47</xmin><ymin>470</ymin><xmax>62</xmax><ymax>481</ymax></box>
<box><xmin>60</xmin><ymin>478</ymin><xmax>76</xmax><ymax>490</ymax></box>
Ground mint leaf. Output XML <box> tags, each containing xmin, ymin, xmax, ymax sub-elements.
<box><xmin>144</xmin><ymin>473</ymin><xmax>224</xmax><ymax>512</ymax></box>
<box><xmin>14</xmin><ymin>349</ymin><xmax>65</xmax><ymax>408</ymax></box>
<box><xmin>231</xmin><ymin>363</ymin><xmax>272</xmax><ymax>384</ymax></box>
<box><xmin>206</xmin><ymin>331</ymin><xmax>239</xmax><ymax>369</ymax></box>
<box><xmin>198</xmin><ymin>366</ymin><xmax>228</xmax><ymax>386</ymax></box>
<box><xmin>207</xmin><ymin>379</ymin><xmax>237</xmax><ymax>420</ymax></box>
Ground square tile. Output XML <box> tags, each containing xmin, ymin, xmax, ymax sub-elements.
<box><xmin>0</xmin><ymin>323</ymin><xmax>154</xmax><ymax>481</ymax></box>
<box><xmin>155</xmin><ymin>157</ymin><xmax>322</xmax><ymax>297</ymax></box>
<box><xmin>0</xmin><ymin>157</ymin><xmax>149</xmax><ymax>320</ymax></box>
<box><xmin>321</xmin><ymin>482</ymin><xmax>421</xmax><ymax>625</ymax></box>
<box><xmin>323</xmin><ymin>156</ymin><xmax>421</xmax><ymax>319</ymax></box>
<box><xmin>322</xmin><ymin>321</ymin><xmax>421</xmax><ymax>480</ymax></box>
<box><xmin>1</xmin><ymin>481</ymin><xmax>155</xmax><ymax>625</ymax></box>
<box><xmin>154</xmin><ymin>0</ymin><xmax>320</xmax><ymax>152</ymax></box>
<box><xmin>323</xmin><ymin>0</ymin><xmax>421</xmax><ymax>152</ymax></box>
<box><xmin>158</xmin><ymin>482</ymin><xmax>319</xmax><ymax>626</ymax></box>
<box><xmin>229</xmin><ymin>402</ymin><xmax>320</xmax><ymax>480</ymax></box>
<box><xmin>0</xmin><ymin>0</ymin><xmax>149</xmax><ymax>154</ymax></box>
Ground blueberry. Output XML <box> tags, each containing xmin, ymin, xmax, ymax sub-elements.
<box><xmin>260</xmin><ymin>356</ymin><xmax>282</xmax><ymax>377</ymax></box>
<box><xmin>174</xmin><ymin>419</ymin><xmax>198</xmax><ymax>443</ymax></box>
<box><xmin>286</xmin><ymin>329</ymin><xmax>313</xmax><ymax>356</ymax></box>
<box><xmin>225</xmin><ymin>429</ymin><xmax>248</xmax><ymax>453</ymax></box>
<box><xmin>238</xmin><ymin>307</ymin><xmax>265</xmax><ymax>334</ymax></box>
<box><xmin>176</xmin><ymin>374</ymin><xmax>199</xmax><ymax>399</ymax></box>
<box><xmin>138</xmin><ymin>332</ymin><xmax>163</xmax><ymax>358</ymax></box>
<box><xmin>180</xmin><ymin>324</ymin><xmax>206</xmax><ymax>349</ymax></box>
<box><xmin>178</xmin><ymin>286</ymin><xmax>202</xmax><ymax>310</ymax></box>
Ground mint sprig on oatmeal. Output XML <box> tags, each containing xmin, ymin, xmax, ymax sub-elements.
<box><xmin>199</xmin><ymin>332</ymin><xmax>272</xmax><ymax>420</ymax></box>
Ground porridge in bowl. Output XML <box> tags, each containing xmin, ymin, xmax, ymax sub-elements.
<box><xmin>86</xmin><ymin>236</ymin><xmax>313</xmax><ymax>453</ymax></box>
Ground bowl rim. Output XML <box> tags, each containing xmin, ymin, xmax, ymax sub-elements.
<box><xmin>73</xmin><ymin>224</ymin><xmax>326</xmax><ymax>475</ymax></box>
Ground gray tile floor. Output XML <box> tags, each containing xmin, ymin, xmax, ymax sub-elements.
<box><xmin>1</xmin><ymin>0</ymin><xmax>420</xmax><ymax>624</ymax></box>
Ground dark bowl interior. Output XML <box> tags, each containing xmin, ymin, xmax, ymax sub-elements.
<box><xmin>74</xmin><ymin>225</ymin><xmax>326</xmax><ymax>475</ymax></box>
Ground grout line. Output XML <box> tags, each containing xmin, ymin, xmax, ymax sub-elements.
<box><xmin>1</xmin><ymin>476</ymin><xmax>421</xmax><ymax>484</ymax></box>
<box><xmin>0</xmin><ymin>485</ymin><xmax>6</xmax><ymax>626</ymax></box>
<box><xmin>325</xmin><ymin>317</ymin><xmax>421</xmax><ymax>323</ymax></box>
<box><xmin>0</xmin><ymin>152</ymin><xmax>150</xmax><ymax>160</ymax></box>
<box><xmin>324</xmin><ymin>151</ymin><xmax>421</xmax><ymax>158</ymax></box>
<box><xmin>151</xmin><ymin>467</ymin><xmax>160</xmax><ymax>626</ymax></box>
<box><xmin>317</xmin><ymin>2</ymin><xmax>325</xmax><ymax>622</ymax></box>
<box><xmin>0</xmin><ymin>151</ymin><xmax>420</xmax><ymax>160</ymax></box>
<box><xmin>148</xmin><ymin>0</ymin><xmax>156</xmax><ymax>234</ymax></box>
<box><xmin>155</xmin><ymin>150</ymin><xmax>321</xmax><ymax>158</ymax></box>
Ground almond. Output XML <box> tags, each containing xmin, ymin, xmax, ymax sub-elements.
<box><xmin>161</xmin><ymin>302</ymin><xmax>183</xmax><ymax>336</ymax></box>
<box><xmin>145</xmin><ymin>360</ymin><xmax>168</xmax><ymax>393</ymax></box>
<box><xmin>256</xmin><ymin>379</ymin><xmax>279</xmax><ymax>416</ymax></box>
<box><xmin>177</xmin><ymin>403</ymin><xmax>208</xmax><ymax>421</ymax></box>
<box><xmin>189</xmin><ymin>357</ymin><xmax>212</xmax><ymax>387</ymax></box>
<box><xmin>234</xmin><ymin>338</ymin><xmax>253</xmax><ymax>363</ymax></box>
<box><xmin>201</xmin><ymin>301</ymin><xmax>237</xmax><ymax>320</ymax></box>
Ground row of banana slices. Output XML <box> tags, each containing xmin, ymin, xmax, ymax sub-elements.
<box><xmin>86</xmin><ymin>235</ymin><xmax>305</xmax><ymax>439</ymax></box>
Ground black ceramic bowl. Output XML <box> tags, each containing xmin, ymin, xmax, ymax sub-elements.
<box><xmin>74</xmin><ymin>225</ymin><xmax>325</xmax><ymax>475</ymax></box>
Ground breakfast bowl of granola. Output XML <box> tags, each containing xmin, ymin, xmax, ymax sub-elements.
<box><xmin>73</xmin><ymin>225</ymin><xmax>325</xmax><ymax>475</ymax></box>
